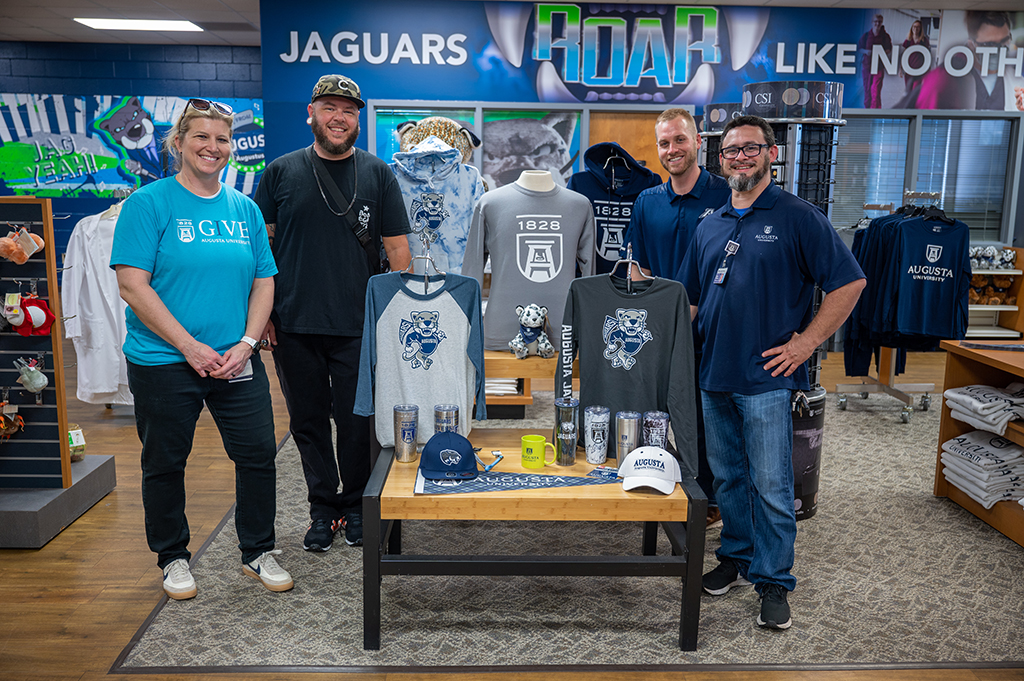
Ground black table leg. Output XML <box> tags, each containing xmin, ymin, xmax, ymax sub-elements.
<box><xmin>362</xmin><ymin>448</ymin><xmax>394</xmax><ymax>650</ymax></box>
<box><xmin>641</xmin><ymin>521</ymin><xmax>658</xmax><ymax>555</ymax></box>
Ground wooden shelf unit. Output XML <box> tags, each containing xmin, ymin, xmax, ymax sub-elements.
<box><xmin>482</xmin><ymin>350</ymin><xmax>575</xmax><ymax>406</ymax></box>
<box><xmin>966</xmin><ymin>256</ymin><xmax>1024</xmax><ymax>339</ymax></box>
<box><xmin>936</xmin><ymin>340</ymin><xmax>1024</xmax><ymax>547</ymax></box>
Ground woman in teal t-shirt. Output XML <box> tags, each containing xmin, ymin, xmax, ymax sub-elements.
<box><xmin>110</xmin><ymin>99</ymin><xmax>291</xmax><ymax>601</ymax></box>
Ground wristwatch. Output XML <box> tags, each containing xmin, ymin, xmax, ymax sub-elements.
<box><xmin>241</xmin><ymin>335</ymin><xmax>262</xmax><ymax>354</ymax></box>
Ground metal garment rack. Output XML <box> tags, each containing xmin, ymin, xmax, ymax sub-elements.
<box><xmin>835</xmin><ymin>192</ymin><xmax>939</xmax><ymax>422</ymax></box>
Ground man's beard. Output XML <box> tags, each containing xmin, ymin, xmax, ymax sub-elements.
<box><xmin>726</xmin><ymin>156</ymin><xmax>769</xmax><ymax>192</ymax></box>
<box><xmin>312</xmin><ymin>117</ymin><xmax>359</xmax><ymax>156</ymax></box>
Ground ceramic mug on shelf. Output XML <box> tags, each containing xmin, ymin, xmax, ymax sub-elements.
<box><xmin>521</xmin><ymin>434</ymin><xmax>556</xmax><ymax>469</ymax></box>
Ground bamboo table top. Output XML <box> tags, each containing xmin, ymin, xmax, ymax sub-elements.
<box><xmin>380</xmin><ymin>428</ymin><xmax>690</xmax><ymax>522</ymax></box>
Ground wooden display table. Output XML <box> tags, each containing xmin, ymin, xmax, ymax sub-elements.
<box><xmin>936</xmin><ymin>340</ymin><xmax>1024</xmax><ymax>547</ymax></box>
<box><xmin>362</xmin><ymin>428</ymin><xmax>707</xmax><ymax>651</ymax></box>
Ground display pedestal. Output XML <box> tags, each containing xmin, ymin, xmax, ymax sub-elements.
<box><xmin>0</xmin><ymin>455</ymin><xmax>116</xmax><ymax>548</ymax></box>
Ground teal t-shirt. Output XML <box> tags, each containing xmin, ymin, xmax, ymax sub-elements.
<box><xmin>110</xmin><ymin>177</ymin><xmax>278</xmax><ymax>366</ymax></box>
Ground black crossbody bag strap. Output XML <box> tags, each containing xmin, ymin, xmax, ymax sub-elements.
<box><xmin>307</xmin><ymin>146</ymin><xmax>381</xmax><ymax>269</ymax></box>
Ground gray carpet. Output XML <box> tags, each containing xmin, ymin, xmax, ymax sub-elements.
<box><xmin>115</xmin><ymin>393</ymin><xmax>1024</xmax><ymax>671</ymax></box>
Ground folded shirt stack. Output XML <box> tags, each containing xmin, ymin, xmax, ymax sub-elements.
<box><xmin>941</xmin><ymin>430</ymin><xmax>1024</xmax><ymax>509</ymax></box>
<box><xmin>943</xmin><ymin>382</ymin><xmax>1024</xmax><ymax>436</ymax></box>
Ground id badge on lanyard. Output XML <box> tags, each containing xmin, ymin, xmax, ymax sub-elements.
<box><xmin>713</xmin><ymin>239</ymin><xmax>740</xmax><ymax>285</ymax></box>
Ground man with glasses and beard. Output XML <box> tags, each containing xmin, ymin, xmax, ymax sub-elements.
<box><xmin>678</xmin><ymin>116</ymin><xmax>865</xmax><ymax>631</ymax></box>
<box><xmin>254</xmin><ymin>75</ymin><xmax>411</xmax><ymax>552</ymax></box>
<box><xmin>623</xmin><ymin>108</ymin><xmax>730</xmax><ymax>527</ymax></box>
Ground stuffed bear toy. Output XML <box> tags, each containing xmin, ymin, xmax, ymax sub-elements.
<box><xmin>397</xmin><ymin>116</ymin><xmax>481</xmax><ymax>165</ymax></box>
<box><xmin>509</xmin><ymin>303</ymin><xmax>555</xmax><ymax>359</ymax></box>
<box><xmin>0</xmin><ymin>231</ymin><xmax>44</xmax><ymax>265</ymax></box>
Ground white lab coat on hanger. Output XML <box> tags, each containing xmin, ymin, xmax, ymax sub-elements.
<box><xmin>62</xmin><ymin>211</ymin><xmax>133</xmax><ymax>405</ymax></box>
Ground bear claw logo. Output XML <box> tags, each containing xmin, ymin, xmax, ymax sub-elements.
<box><xmin>602</xmin><ymin>308</ymin><xmax>652</xmax><ymax>370</ymax></box>
<box><xmin>399</xmin><ymin>311</ymin><xmax>446</xmax><ymax>370</ymax></box>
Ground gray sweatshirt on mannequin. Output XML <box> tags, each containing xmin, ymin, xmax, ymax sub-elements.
<box><xmin>463</xmin><ymin>183</ymin><xmax>596</xmax><ymax>350</ymax></box>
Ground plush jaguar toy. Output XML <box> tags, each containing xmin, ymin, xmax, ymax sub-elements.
<box><xmin>509</xmin><ymin>303</ymin><xmax>555</xmax><ymax>359</ymax></box>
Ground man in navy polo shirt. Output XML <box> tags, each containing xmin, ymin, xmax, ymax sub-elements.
<box><xmin>678</xmin><ymin>115</ymin><xmax>865</xmax><ymax>630</ymax></box>
<box><xmin>623</xmin><ymin>108</ymin><xmax>730</xmax><ymax>526</ymax></box>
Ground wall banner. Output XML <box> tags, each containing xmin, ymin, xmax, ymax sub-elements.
<box><xmin>0</xmin><ymin>95</ymin><xmax>264</xmax><ymax>198</ymax></box>
<box><xmin>260</xmin><ymin>1</ymin><xmax>1024</xmax><ymax>161</ymax></box>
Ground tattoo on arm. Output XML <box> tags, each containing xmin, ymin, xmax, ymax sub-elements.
<box><xmin>266</xmin><ymin>222</ymin><xmax>276</xmax><ymax>245</ymax></box>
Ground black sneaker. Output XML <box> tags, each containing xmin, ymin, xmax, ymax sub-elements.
<box><xmin>702</xmin><ymin>559</ymin><xmax>752</xmax><ymax>595</ymax></box>
<box><xmin>342</xmin><ymin>510</ymin><xmax>363</xmax><ymax>547</ymax></box>
<box><xmin>303</xmin><ymin>518</ymin><xmax>341</xmax><ymax>552</ymax></box>
<box><xmin>757</xmin><ymin>584</ymin><xmax>792</xmax><ymax>630</ymax></box>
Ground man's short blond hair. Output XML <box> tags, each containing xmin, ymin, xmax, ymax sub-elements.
<box><xmin>656</xmin><ymin>108</ymin><xmax>698</xmax><ymax>135</ymax></box>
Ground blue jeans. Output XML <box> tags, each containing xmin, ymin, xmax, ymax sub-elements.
<box><xmin>702</xmin><ymin>389</ymin><xmax>797</xmax><ymax>592</ymax></box>
<box><xmin>128</xmin><ymin>356</ymin><xmax>278</xmax><ymax>568</ymax></box>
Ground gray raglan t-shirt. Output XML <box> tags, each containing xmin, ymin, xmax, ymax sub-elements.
<box><xmin>463</xmin><ymin>183</ymin><xmax>596</xmax><ymax>350</ymax></box>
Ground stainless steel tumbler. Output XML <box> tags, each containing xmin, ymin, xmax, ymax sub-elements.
<box><xmin>615</xmin><ymin>411</ymin><xmax>641</xmax><ymax>460</ymax></box>
<box><xmin>394</xmin><ymin>405</ymin><xmax>419</xmax><ymax>462</ymax></box>
<box><xmin>434</xmin><ymin>404</ymin><xmax>459</xmax><ymax>434</ymax></box>
<box><xmin>553</xmin><ymin>397</ymin><xmax>580</xmax><ymax>466</ymax></box>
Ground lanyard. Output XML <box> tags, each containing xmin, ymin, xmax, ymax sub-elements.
<box><xmin>713</xmin><ymin>214</ymin><xmax>746</xmax><ymax>285</ymax></box>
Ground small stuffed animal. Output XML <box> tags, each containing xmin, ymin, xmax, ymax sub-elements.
<box><xmin>509</xmin><ymin>303</ymin><xmax>555</xmax><ymax>359</ymax></box>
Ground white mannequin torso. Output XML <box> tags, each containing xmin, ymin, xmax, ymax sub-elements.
<box><xmin>515</xmin><ymin>170</ymin><xmax>556</xmax><ymax>192</ymax></box>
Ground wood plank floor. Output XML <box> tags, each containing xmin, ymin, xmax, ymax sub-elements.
<box><xmin>2</xmin><ymin>343</ymin><xmax>1021</xmax><ymax>681</ymax></box>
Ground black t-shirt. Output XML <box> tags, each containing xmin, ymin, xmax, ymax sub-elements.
<box><xmin>254</xmin><ymin>146</ymin><xmax>411</xmax><ymax>335</ymax></box>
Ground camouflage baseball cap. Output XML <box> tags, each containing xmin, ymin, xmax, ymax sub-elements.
<box><xmin>311</xmin><ymin>74</ymin><xmax>365</xmax><ymax>108</ymax></box>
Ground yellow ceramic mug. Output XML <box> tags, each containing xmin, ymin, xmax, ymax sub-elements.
<box><xmin>521</xmin><ymin>434</ymin><xmax>557</xmax><ymax>468</ymax></box>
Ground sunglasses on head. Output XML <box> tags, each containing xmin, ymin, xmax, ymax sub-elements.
<box><xmin>185</xmin><ymin>98</ymin><xmax>233</xmax><ymax>116</ymax></box>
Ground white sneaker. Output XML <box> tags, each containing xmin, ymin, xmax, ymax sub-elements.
<box><xmin>242</xmin><ymin>550</ymin><xmax>294</xmax><ymax>592</ymax></box>
<box><xmin>162</xmin><ymin>558</ymin><xmax>197</xmax><ymax>600</ymax></box>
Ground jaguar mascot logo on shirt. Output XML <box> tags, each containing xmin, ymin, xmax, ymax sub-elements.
<box><xmin>602</xmin><ymin>308</ymin><xmax>652</xmax><ymax>370</ymax></box>
<box><xmin>399</xmin><ymin>311</ymin><xmax>447</xmax><ymax>370</ymax></box>
<box><xmin>410</xmin><ymin>192</ymin><xmax>450</xmax><ymax>244</ymax></box>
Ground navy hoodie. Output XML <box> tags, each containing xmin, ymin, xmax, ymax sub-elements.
<box><xmin>567</xmin><ymin>142</ymin><xmax>662</xmax><ymax>274</ymax></box>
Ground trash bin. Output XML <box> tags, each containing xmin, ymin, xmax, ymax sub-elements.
<box><xmin>791</xmin><ymin>387</ymin><xmax>826</xmax><ymax>521</ymax></box>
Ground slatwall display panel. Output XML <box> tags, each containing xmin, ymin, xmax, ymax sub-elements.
<box><xmin>0</xmin><ymin>197</ymin><xmax>70</xmax><ymax>489</ymax></box>
<box><xmin>917</xmin><ymin>118</ymin><xmax>1011</xmax><ymax>242</ymax></box>
<box><xmin>833</xmin><ymin>117</ymin><xmax>909</xmax><ymax>229</ymax></box>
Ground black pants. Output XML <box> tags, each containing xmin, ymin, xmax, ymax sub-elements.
<box><xmin>272</xmin><ymin>329</ymin><xmax>370</xmax><ymax>520</ymax></box>
<box><xmin>128</xmin><ymin>356</ymin><xmax>277</xmax><ymax>568</ymax></box>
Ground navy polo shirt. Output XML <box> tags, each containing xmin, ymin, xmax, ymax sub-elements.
<box><xmin>624</xmin><ymin>168</ymin><xmax>731</xmax><ymax>280</ymax></box>
<box><xmin>678</xmin><ymin>182</ymin><xmax>864</xmax><ymax>394</ymax></box>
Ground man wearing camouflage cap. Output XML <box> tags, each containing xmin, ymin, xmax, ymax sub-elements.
<box><xmin>254</xmin><ymin>74</ymin><xmax>411</xmax><ymax>551</ymax></box>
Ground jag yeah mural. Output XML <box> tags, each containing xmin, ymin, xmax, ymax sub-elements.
<box><xmin>0</xmin><ymin>95</ymin><xmax>265</xmax><ymax>198</ymax></box>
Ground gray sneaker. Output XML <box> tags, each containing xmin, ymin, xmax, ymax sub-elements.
<box><xmin>702</xmin><ymin>559</ymin><xmax>752</xmax><ymax>596</ymax></box>
<box><xmin>162</xmin><ymin>558</ymin><xmax>197</xmax><ymax>600</ymax></box>
<box><xmin>243</xmin><ymin>550</ymin><xmax>294</xmax><ymax>592</ymax></box>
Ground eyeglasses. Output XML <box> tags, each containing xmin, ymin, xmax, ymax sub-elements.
<box><xmin>972</xmin><ymin>35</ymin><xmax>1012</xmax><ymax>49</ymax></box>
<box><xmin>720</xmin><ymin>143</ymin><xmax>770</xmax><ymax>159</ymax></box>
<box><xmin>185</xmin><ymin>98</ymin><xmax>233</xmax><ymax>116</ymax></box>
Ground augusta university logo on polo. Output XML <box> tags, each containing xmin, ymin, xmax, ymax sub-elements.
<box><xmin>399</xmin><ymin>311</ymin><xmax>446</xmax><ymax>370</ymax></box>
<box><xmin>602</xmin><ymin>308</ymin><xmax>652</xmax><ymax>370</ymax></box>
<box><xmin>755</xmin><ymin>224</ymin><xmax>778</xmax><ymax>243</ymax></box>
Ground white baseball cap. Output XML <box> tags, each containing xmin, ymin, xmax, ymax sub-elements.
<box><xmin>619</xmin><ymin>446</ymin><xmax>681</xmax><ymax>495</ymax></box>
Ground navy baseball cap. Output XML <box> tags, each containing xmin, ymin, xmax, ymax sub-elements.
<box><xmin>419</xmin><ymin>431</ymin><xmax>478</xmax><ymax>480</ymax></box>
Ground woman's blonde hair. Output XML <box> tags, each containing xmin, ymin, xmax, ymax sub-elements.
<box><xmin>162</xmin><ymin>100</ymin><xmax>235</xmax><ymax>172</ymax></box>
<box><xmin>906</xmin><ymin>20</ymin><xmax>924</xmax><ymax>43</ymax></box>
